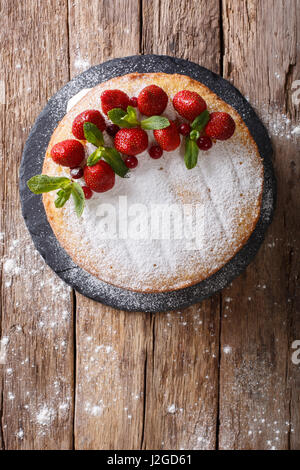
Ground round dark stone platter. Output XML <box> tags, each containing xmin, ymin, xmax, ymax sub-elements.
<box><xmin>19</xmin><ymin>55</ymin><xmax>276</xmax><ymax>312</ymax></box>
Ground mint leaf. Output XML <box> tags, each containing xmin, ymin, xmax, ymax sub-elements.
<box><xmin>123</xmin><ymin>106</ymin><xmax>139</xmax><ymax>126</ymax></box>
<box><xmin>71</xmin><ymin>182</ymin><xmax>85</xmax><ymax>217</ymax></box>
<box><xmin>54</xmin><ymin>186</ymin><xmax>72</xmax><ymax>208</ymax></box>
<box><xmin>141</xmin><ymin>116</ymin><xmax>170</xmax><ymax>130</ymax></box>
<box><xmin>27</xmin><ymin>175</ymin><xmax>71</xmax><ymax>194</ymax></box>
<box><xmin>83</xmin><ymin>122</ymin><xmax>104</xmax><ymax>146</ymax></box>
<box><xmin>184</xmin><ymin>138</ymin><xmax>199</xmax><ymax>169</ymax></box>
<box><xmin>87</xmin><ymin>147</ymin><xmax>104</xmax><ymax>166</ymax></box>
<box><xmin>107</xmin><ymin>108</ymin><xmax>129</xmax><ymax>127</ymax></box>
<box><xmin>191</xmin><ymin>110</ymin><xmax>210</xmax><ymax>132</ymax></box>
<box><xmin>189</xmin><ymin>130</ymin><xmax>200</xmax><ymax>141</ymax></box>
<box><xmin>102</xmin><ymin>148</ymin><xmax>129</xmax><ymax>178</ymax></box>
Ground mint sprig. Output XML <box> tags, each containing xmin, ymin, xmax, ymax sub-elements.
<box><xmin>108</xmin><ymin>106</ymin><xmax>170</xmax><ymax>130</ymax></box>
<box><xmin>71</xmin><ymin>182</ymin><xmax>85</xmax><ymax>217</ymax></box>
<box><xmin>83</xmin><ymin>122</ymin><xmax>104</xmax><ymax>146</ymax></box>
<box><xmin>141</xmin><ymin>116</ymin><xmax>170</xmax><ymax>130</ymax></box>
<box><xmin>87</xmin><ymin>147</ymin><xmax>105</xmax><ymax>166</ymax></box>
<box><xmin>87</xmin><ymin>146</ymin><xmax>128</xmax><ymax>178</ymax></box>
<box><xmin>191</xmin><ymin>110</ymin><xmax>210</xmax><ymax>132</ymax></box>
<box><xmin>183</xmin><ymin>110</ymin><xmax>210</xmax><ymax>169</ymax></box>
<box><xmin>84</xmin><ymin>122</ymin><xmax>129</xmax><ymax>177</ymax></box>
<box><xmin>55</xmin><ymin>186</ymin><xmax>72</xmax><ymax>208</ymax></box>
<box><xmin>184</xmin><ymin>138</ymin><xmax>199</xmax><ymax>169</ymax></box>
<box><xmin>27</xmin><ymin>175</ymin><xmax>71</xmax><ymax>193</ymax></box>
<box><xmin>107</xmin><ymin>108</ymin><xmax>131</xmax><ymax>128</ymax></box>
<box><xmin>27</xmin><ymin>175</ymin><xmax>85</xmax><ymax>217</ymax></box>
<box><xmin>101</xmin><ymin>147</ymin><xmax>128</xmax><ymax>178</ymax></box>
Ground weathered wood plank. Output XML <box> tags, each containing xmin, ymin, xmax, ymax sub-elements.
<box><xmin>219</xmin><ymin>0</ymin><xmax>300</xmax><ymax>450</ymax></box>
<box><xmin>68</xmin><ymin>0</ymin><xmax>147</xmax><ymax>450</ymax></box>
<box><xmin>142</xmin><ymin>303</ymin><xmax>220</xmax><ymax>450</ymax></box>
<box><xmin>68</xmin><ymin>0</ymin><xmax>141</xmax><ymax>76</ymax></box>
<box><xmin>74</xmin><ymin>304</ymin><xmax>150</xmax><ymax>449</ymax></box>
<box><xmin>141</xmin><ymin>0</ymin><xmax>222</xmax><ymax>450</ymax></box>
<box><xmin>141</xmin><ymin>0</ymin><xmax>220</xmax><ymax>71</ymax></box>
<box><xmin>0</xmin><ymin>0</ymin><xmax>74</xmax><ymax>450</ymax></box>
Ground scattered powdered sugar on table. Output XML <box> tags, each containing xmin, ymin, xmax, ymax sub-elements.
<box><xmin>0</xmin><ymin>228</ymin><xmax>73</xmax><ymax>440</ymax></box>
<box><xmin>256</xmin><ymin>102</ymin><xmax>300</xmax><ymax>140</ymax></box>
<box><xmin>36</xmin><ymin>405</ymin><xmax>55</xmax><ymax>426</ymax></box>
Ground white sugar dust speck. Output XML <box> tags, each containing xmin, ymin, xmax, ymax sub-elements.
<box><xmin>167</xmin><ymin>404</ymin><xmax>176</xmax><ymax>414</ymax></box>
<box><xmin>16</xmin><ymin>428</ymin><xmax>24</xmax><ymax>439</ymax></box>
<box><xmin>36</xmin><ymin>406</ymin><xmax>54</xmax><ymax>426</ymax></box>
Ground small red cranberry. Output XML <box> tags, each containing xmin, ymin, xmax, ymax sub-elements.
<box><xmin>148</xmin><ymin>145</ymin><xmax>163</xmax><ymax>159</ymax></box>
<box><xmin>178</xmin><ymin>123</ymin><xmax>191</xmax><ymax>136</ymax></box>
<box><xmin>106</xmin><ymin>124</ymin><xmax>120</xmax><ymax>137</ymax></box>
<box><xmin>197</xmin><ymin>135</ymin><xmax>213</xmax><ymax>151</ymax></box>
<box><xmin>82</xmin><ymin>186</ymin><xmax>93</xmax><ymax>199</ymax></box>
<box><xmin>129</xmin><ymin>97</ymin><xmax>138</xmax><ymax>107</ymax></box>
<box><xmin>124</xmin><ymin>156</ymin><xmax>138</xmax><ymax>169</ymax></box>
<box><xmin>70</xmin><ymin>167</ymin><xmax>84</xmax><ymax>179</ymax></box>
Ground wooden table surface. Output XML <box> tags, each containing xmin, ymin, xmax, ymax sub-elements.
<box><xmin>0</xmin><ymin>0</ymin><xmax>299</xmax><ymax>450</ymax></box>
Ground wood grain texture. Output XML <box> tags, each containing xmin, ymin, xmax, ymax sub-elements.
<box><xmin>74</xmin><ymin>304</ymin><xmax>149</xmax><ymax>449</ymax></box>
<box><xmin>219</xmin><ymin>0</ymin><xmax>300</xmax><ymax>450</ymax></box>
<box><xmin>141</xmin><ymin>0</ymin><xmax>220</xmax><ymax>72</ymax></box>
<box><xmin>141</xmin><ymin>0</ymin><xmax>222</xmax><ymax>450</ymax></box>
<box><xmin>0</xmin><ymin>0</ymin><xmax>74</xmax><ymax>449</ymax></box>
<box><xmin>1</xmin><ymin>0</ymin><xmax>299</xmax><ymax>451</ymax></box>
<box><xmin>68</xmin><ymin>0</ymin><xmax>147</xmax><ymax>450</ymax></box>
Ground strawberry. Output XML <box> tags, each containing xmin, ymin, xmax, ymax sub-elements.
<box><xmin>153</xmin><ymin>121</ymin><xmax>181</xmax><ymax>151</ymax></box>
<box><xmin>72</xmin><ymin>110</ymin><xmax>106</xmax><ymax>140</ymax></box>
<box><xmin>205</xmin><ymin>112</ymin><xmax>235</xmax><ymax>140</ymax></box>
<box><xmin>114</xmin><ymin>128</ymin><xmax>148</xmax><ymax>156</ymax></box>
<box><xmin>83</xmin><ymin>160</ymin><xmax>115</xmax><ymax>193</ymax></box>
<box><xmin>137</xmin><ymin>85</ymin><xmax>168</xmax><ymax>116</ymax></box>
<box><xmin>101</xmin><ymin>89</ymin><xmax>130</xmax><ymax>115</ymax></box>
<box><xmin>51</xmin><ymin>140</ymin><xmax>85</xmax><ymax>168</ymax></box>
<box><xmin>173</xmin><ymin>90</ymin><xmax>207</xmax><ymax>121</ymax></box>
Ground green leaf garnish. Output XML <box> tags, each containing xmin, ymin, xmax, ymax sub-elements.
<box><xmin>123</xmin><ymin>106</ymin><xmax>139</xmax><ymax>126</ymax></box>
<box><xmin>83</xmin><ymin>122</ymin><xmax>104</xmax><ymax>147</ymax></box>
<box><xmin>54</xmin><ymin>186</ymin><xmax>72</xmax><ymax>208</ymax></box>
<box><xmin>101</xmin><ymin>148</ymin><xmax>129</xmax><ymax>178</ymax></box>
<box><xmin>108</xmin><ymin>106</ymin><xmax>170</xmax><ymax>130</ymax></box>
<box><xmin>27</xmin><ymin>175</ymin><xmax>85</xmax><ymax>217</ymax></box>
<box><xmin>141</xmin><ymin>116</ymin><xmax>170</xmax><ymax>130</ymax></box>
<box><xmin>189</xmin><ymin>129</ymin><xmax>200</xmax><ymax>141</ymax></box>
<box><xmin>71</xmin><ymin>182</ymin><xmax>85</xmax><ymax>217</ymax></box>
<box><xmin>107</xmin><ymin>108</ymin><xmax>132</xmax><ymax>128</ymax></box>
<box><xmin>27</xmin><ymin>175</ymin><xmax>71</xmax><ymax>194</ymax></box>
<box><xmin>87</xmin><ymin>147</ymin><xmax>104</xmax><ymax>166</ymax></box>
<box><xmin>184</xmin><ymin>138</ymin><xmax>199</xmax><ymax>169</ymax></box>
<box><xmin>191</xmin><ymin>110</ymin><xmax>210</xmax><ymax>132</ymax></box>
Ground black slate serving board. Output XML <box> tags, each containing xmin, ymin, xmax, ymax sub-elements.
<box><xmin>19</xmin><ymin>55</ymin><xmax>276</xmax><ymax>312</ymax></box>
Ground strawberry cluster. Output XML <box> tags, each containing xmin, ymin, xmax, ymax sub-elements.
<box><xmin>27</xmin><ymin>83</ymin><xmax>236</xmax><ymax>217</ymax></box>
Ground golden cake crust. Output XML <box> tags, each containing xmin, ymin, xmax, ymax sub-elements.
<box><xmin>42</xmin><ymin>72</ymin><xmax>263</xmax><ymax>293</ymax></box>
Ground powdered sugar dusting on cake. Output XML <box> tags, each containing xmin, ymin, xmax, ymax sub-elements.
<box><xmin>51</xmin><ymin>77</ymin><xmax>263</xmax><ymax>292</ymax></box>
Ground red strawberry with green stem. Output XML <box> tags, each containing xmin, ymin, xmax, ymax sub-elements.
<box><xmin>137</xmin><ymin>85</ymin><xmax>168</xmax><ymax>116</ymax></box>
<box><xmin>84</xmin><ymin>160</ymin><xmax>115</xmax><ymax>193</ymax></box>
<box><xmin>153</xmin><ymin>121</ymin><xmax>181</xmax><ymax>151</ymax></box>
<box><xmin>173</xmin><ymin>90</ymin><xmax>207</xmax><ymax>121</ymax></box>
<box><xmin>72</xmin><ymin>110</ymin><xmax>106</xmax><ymax>140</ymax></box>
<box><xmin>101</xmin><ymin>89</ymin><xmax>130</xmax><ymax>115</ymax></box>
<box><xmin>50</xmin><ymin>140</ymin><xmax>85</xmax><ymax>168</ymax></box>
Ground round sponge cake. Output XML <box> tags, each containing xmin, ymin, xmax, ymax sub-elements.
<box><xmin>42</xmin><ymin>72</ymin><xmax>263</xmax><ymax>293</ymax></box>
